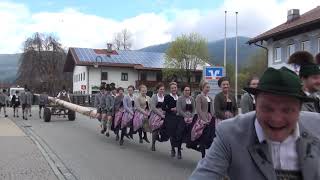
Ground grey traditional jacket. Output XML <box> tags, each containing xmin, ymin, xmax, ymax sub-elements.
<box><xmin>176</xmin><ymin>95</ymin><xmax>195</xmax><ymax>118</ymax></box>
<box><xmin>26</xmin><ymin>91</ymin><xmax>33</xmax><ymax>105</ymax></box>
<box><xmin>20</xmin><ymin>92</ymin><xmax>27</xmax><ymax>105</ymax></box>
<box><xmin>240</xmin><ymin>92</ymin><xmax>255</xmax><ymax>114</ymax></box>
<box><xmin>214</xmin><ymin>92</ymin><xmax>238</xmax><ymax>119</ymax></box>
<box><xmin>39</xmin><ymin>93</ymin><xmax>49</xmax><ymax>106</ymax></box>
<box><xmin>302</xmin><ymin>92</ymin><xmax>320</xmax><ymax>113</ymax></box>
<box><xmin>114</xmin><ymin>95</ymin><xmax>124</xmax><ymax>112</ymax></box>
<box><xmin>99</xmin><ymin>94</ymin><xmax>107</xmax><ymax>110</ymax></box>
<box><xmin>195</xmin><ymin>94</ymin><xmax>214</xmax><ymax>122</ymax></box>
<box><xmin>135</xmin><ymin>95</ymin><xmax>150</xmax><ymax>114</ymax></box>
<box><xmin>189</xmin><ymin>111</ymin><xmax>320</xmax><ymax>180</ymax></box>
<box><xmin>105</xmin><ymin>94</ymin><xmax>115</xmax><ymax>113</ymax></box>
<box><xmin>0</xmin><ymin>92</ymin><xmax>7</xmax><ymax>105</ymax></box>
<box><xmin>123</xmin><ymin>94</ymin><xmax>135</xmax><ymax>115</ymax></box>
<box><xmin>94</xmin><ymin>92</ymin><xmax>103</xmax><ymax>109</ymax></box>
<box><xmin>150</xmin><ymin>94</ymin><xmax>164</xmax><ymax>116</ymax></box>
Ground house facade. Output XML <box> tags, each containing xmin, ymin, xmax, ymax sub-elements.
<box><xmin>248</xmin><ymin>7</ymin><xmax>320</xmax><ymax>71</ymax></box>
<box><xmin>64</xmin><ymin>47</ymin><xmax>203</xmax><ymax>94</ymax></box>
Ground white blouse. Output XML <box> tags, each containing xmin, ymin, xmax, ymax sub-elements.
<box><xmin>170</xmin><ymin>93</ymin><xmax>178</xmax><ymax>101</ymax></box>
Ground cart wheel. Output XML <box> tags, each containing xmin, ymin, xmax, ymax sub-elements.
<box><xmin>44</xmin><ymin>108</ymin><xmax>51</xmax><ymax>122</ymax></box>
<box><xmin>68</xmin><ymin>110</ymin><xmax>76</xmax><ymax>121</ymax></box>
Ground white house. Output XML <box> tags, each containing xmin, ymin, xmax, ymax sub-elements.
<box><xmin>248</xmin><ymin>7</ymin><xmax>320</xmax><ymax>71</ymax></box>
<box><xmin>64</xmin><ymin>47</ymin><xmax>203</xmax><ymax>94</ymax></box>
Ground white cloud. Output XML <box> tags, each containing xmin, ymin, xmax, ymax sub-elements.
<box><xmin>0</xmin><ymin>0</ymin><xmax>319</xmax><ymax>53</ymax></box>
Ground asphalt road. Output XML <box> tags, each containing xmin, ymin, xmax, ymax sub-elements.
<box><xmin>7</xmin><ymin>107</ymin><xmax>201</xmax><ymax>180</ymax></box>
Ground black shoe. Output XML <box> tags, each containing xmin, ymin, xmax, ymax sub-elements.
<box><xmin>100</xmin><ymin>128</ymin><xmax>106</xmax><ymax>134</ymax></box>
<box><xmin>105</xmin><ymin>132</ymin><xmax>110</xmax><ymax>137</ymax></box>
<box><xmin>39</xmin><ymin>116</ymin><xmax>42</xmax><ymax>119</ymax></box>
<box><xmin>124</xmin><ymin>134</ymin><xmax>131</xmax><ymax>140</ymax></box>
<box><xmin>177</xmin><ymin>150</ymin><xmax>182</xmax><ymax>159</ymax></box>
<box><xmin>30</xmin><ymin>114</ymin><xmax>32</xmax><ymax>117</ymax></box>
<box><xmin>151</xmin><ymin>144</ymin><xmax>156</xmax><ymax>151</ymax></box>
<box><xmin>171</xmin><ymin>149</ymin><xmax>176</xmax><ymax>157</ymax></box>
<box><xmin>119</xmin><ymin>139</ymin><xmax>124</xmax><ymax>146</ymax></box>
<box><xmin>139</xmin><ymin>138</ymin><xmax>143</xmax><ymax>143</ymax></box>
<box><xmin>4</xmin><ymin>115</ymin><xmax>8</xmax><ymax>117</ymax></box>
<box><xmin>116</xmin><ymin>135</ymin><xmax>119</xmax><ymax>141</ymax></box>
<box><xmin>143</xmin><ymin>136</ymin><xmax>150</xmax><ymax>143</ymax></box>
<box><xmin>25</xmin><ymin>118</ymin><xmax>28</xmax><ymax>120</ymax></box>
<box><xmin>23</xmin><ymin>116</ymin><xmax>25</xmax><ymax>120</ymax></box>
<box><xmin>17</xmin><ymin>115</ymin><xmax>19</xmax><ymax>118</ymax></box>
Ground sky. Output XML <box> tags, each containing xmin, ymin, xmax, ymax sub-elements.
<box><xmin>0</xmin><ymin>0</ymin><xmax>319</xmax><ymax>53</ymax></box>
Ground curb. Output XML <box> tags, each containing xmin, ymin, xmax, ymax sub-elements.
<box><xmin>11</xmin><ymin>119</ymin><xmax>78</xmax><ymax>180</ymax></box>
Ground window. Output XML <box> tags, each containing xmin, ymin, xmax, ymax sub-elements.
<box><xmin>287</xmin><ymin>44</ymin><xmax>295</xmax><ymax>59</ymax></box>
<box><xmin>140</xmin><ymin>72</ymin><xmax>147</xmax><ymax>81</ymax></box>
<box><xmin>80</xmin><ymin>74</ymin><xmax>83</xmax><ymax>81</ymax></box>
<box><xmin>195</xmin><ymin>74</ymin><xmax>202</xmax><ymax>82</ymax></box>
<box><xmin>274</xmin><ymin>47</ymin><xmax>281</xmax><ymax>63</ymax></box>
<box><xmin>121</xmin><ymin>73</ymin><xmax>128</xmax><ymax>81</ymax></box>
<box><xmin>83</xmin><ymin>72</ymin><xmax>85</xmax><ymax>81</ymax></box>
<box><xmin>301</xmin><ymin>40</ymin><xmax>310</xmax><ymax>51</ymax></box>
<box><xmin>156</xmin><ymin>72</ymin><xmax>162</xmax><ymax>81</ymax></box>
<box><xmin>101</xmin><ymin>72</ymin><xmax>108</xmax><ymax>80</ymax></box>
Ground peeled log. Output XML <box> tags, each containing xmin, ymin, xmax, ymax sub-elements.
<box><xmin>36</xmin><ymin>94</ymin><xmax>97</xmax><ymax>118</ymax></box>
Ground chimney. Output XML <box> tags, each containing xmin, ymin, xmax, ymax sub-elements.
<box><xmin>107</xmin><ymin>43</ymin><xmax>113</xmax><ymax>52</ymax></box>
<box><xmin>287</xmin><ymin>9</ymin><xmax>300</xmax><ymax>22</ymax></box>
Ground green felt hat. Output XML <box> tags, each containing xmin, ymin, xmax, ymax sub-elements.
<box><xmin>299</xmin><ymin>64</ymin><xmax>320</xmax><ymax>77</ymax></box>
<box><xmin>244</xmin><ymin>67</ymin><xmax>314</xmax><ymax>102</ymax></box>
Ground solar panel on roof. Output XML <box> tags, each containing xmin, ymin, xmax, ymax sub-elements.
<box><xmin>73</xmin><ymin>48</ymin><xmax>165</xmax><ymax>68</ymax></box>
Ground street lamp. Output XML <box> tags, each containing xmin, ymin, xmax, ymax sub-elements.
<box><xmin>95</xmin><ymin>56</ymin><xmax>103</xmax><ymax>85</ymax></box>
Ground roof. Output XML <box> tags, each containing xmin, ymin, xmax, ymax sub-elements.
<box><xmin>64</xmin><ymin>47</ymin><xmax>165</xmax><ymax>72</ymax></box>
<box><xmin>248</xmin><ymin>6</ymin><xmax>320</xmax><ymax>44</ymax></box>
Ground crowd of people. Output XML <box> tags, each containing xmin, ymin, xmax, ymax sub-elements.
<box><xmin>94</xmin><ymin>77</ymin><xmax>246</xmax><ymax>158</ymax></box>
<box><xmin>0</xmin><ymin>86</ymin><xmax>58</xmax><ymax>120</ymax></box>
<box><xmin>190</xmin><ymin>51</ymin><xmax>320</xmax><ymax>179</ymax></box>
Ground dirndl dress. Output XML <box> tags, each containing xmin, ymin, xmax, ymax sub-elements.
<box><xmin>133</xmin><ymin>101</ymin><xmax>150</xmax><ymax>132</ymax></box>
<box><xmin>186</xmin><ymin>102</ymin><xmax>215</xmax><ymax>150</ymax></box>
<box><xmin>149</xmin><ymin>102</ymin><xmax>164</xmax><ymax>132</ymax></box>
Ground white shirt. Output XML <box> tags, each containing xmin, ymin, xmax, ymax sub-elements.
<box><xmin>157</xmin><ymin>94</ymin><xmax>164</xmax><ymax>102</ymax></box>
<box><xmin>255</xmin><ymin>119</ymin><xmax>300</xmax><ymax>170</ymax></box>
<box><xmin>186</xmin><ymin>97</ymin><xmax>192</xmax><ymax>104</ymax></box>
<box><xmin>170</xmin><ymin>93</ymin><xmax>178</xmax><ymax>101</ymax></box>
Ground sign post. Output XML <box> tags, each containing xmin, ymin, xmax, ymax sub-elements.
<box><xmin>203</xmin><ymin>66</ymin><xmax>225</xmax><ymax>99</ymax></box>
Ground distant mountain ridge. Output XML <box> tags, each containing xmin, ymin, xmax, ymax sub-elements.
<box><xmin>0</xmin><ymin>54</ymin><xmax>20</xmax><ymax>83</ymax></box>
<box><xmin>139</xmin><ymin>36</ymin><xmax>259</xmax><ymax>68</ymax></box>
<box><xmin>0</xmin><ymin>37</ymin><xmax>258</xmax><ymax>83</ymax></box>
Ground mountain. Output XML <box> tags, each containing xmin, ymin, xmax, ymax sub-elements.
<box><xmin>139</xmin><ymin>36</ymin><xmax>259</xmax><ymax>68</ymax></box>
<box><xmin>0</xmin><ymin>54</ymin><xmax>21</xmax><ymax>83</ymax></box>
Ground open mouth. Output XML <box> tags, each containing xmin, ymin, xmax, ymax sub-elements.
<box><xmin>268</xmin><ymin>124</ymin><xmax>286</xmax><ymax>131</ymax></box>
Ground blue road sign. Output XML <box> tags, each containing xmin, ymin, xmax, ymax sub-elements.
<box><xmin>204</xmin><ymin>67</ymin><xmax>224</xmax><ymax>80</ymax></box>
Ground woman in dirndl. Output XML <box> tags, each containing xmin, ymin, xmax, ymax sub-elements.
<box><xmin>186</xmin><ymin>80</ymin><xmax>215</xmax><ymax>158</ymax></box>
<box><xmin>113</xmin><ymin>87</ymin><xmax>124</xmax><ymax>141</ymax></box>
<box><xmin>176</xmin><ymin>84</ymin><xmax>195</xmax><ymax>159</ymax></box>
<box><xmin>133</xmin><ymin>84</ymin><xmax>150</xmax><ymax>144</ymax></box>
<box><xmin>162</xmin><ymin>82</ymin><xmax>180</xmax><ymax>158</ymax></box>
<box><xmin>149</xmin><ymin>82</ymin><xmax>165</xmax><ymax>151</ymax></box>
<box><xmin>214</xmin><ymin>77</ymin><xmax>238</xmax><ymax>124</ymax></box>
<box><xmin>120</xmin><ymin>85</ymin><xmax>135</xmax><ymax>146</ymax></box>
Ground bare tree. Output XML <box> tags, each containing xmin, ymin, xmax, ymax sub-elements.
<box><xmin>112</xmin><ymin>28</ymin><xmax>132</xmax><ymax>50</ymax></box>
<box><xmin>17</xmin><ymin>33</ymin><xmax>72</xmax><ymax>96</ymax></box>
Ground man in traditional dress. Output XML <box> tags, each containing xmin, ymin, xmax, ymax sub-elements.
<box><xmin>190</xmin><ymin>67</ymin><xmax>320</xmax><ymax>180</ymax></box>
